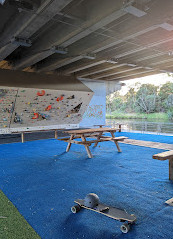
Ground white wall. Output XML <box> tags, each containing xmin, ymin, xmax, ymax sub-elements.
<box><xmin>79</xmin><ymin>80</ymin><xmax>106</xmax><ymax>127</ymax></box>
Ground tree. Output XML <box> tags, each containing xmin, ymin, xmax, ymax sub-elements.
<box><xmin>166</xmin><ymin>94</ymin><xmax>173</xmax><ymax>120</ymax></box>
<box><xmin>106</xmin><ymin>94</ymin><xmax>113</xmax><ymax>113</ymax></box>
<box><xmin>135</xmin><ymin>84</ymin><xmax>160</xmax><ymax>113</ymax></box>
<box><xmin>124</xmin><ymin>88</ymin><xmax>136</xmax><ymax>112</ymax></box>
<box><xmin>112</xmin><ymin>97</ymin><xmax>126</xmax><ymax>112</ymax></box>
<box><xmin>106</xmin><ymin>81</ymin><xmax>173</xmax><ymax>117</ymax></box>
<box><xmin>106</xmin><ymin>92</ymin><xmax>124</xmax><ymax>113</ymax></box>
<box><xmin>159</xmin><ymin>82</ymin><xmax>173</xmax><ymax>111</ymax></box>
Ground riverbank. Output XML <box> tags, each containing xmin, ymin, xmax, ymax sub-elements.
<box><xmin>106</xmin><ymin>112</ymin><xmax>169</xmax><ymax>120</ymax></box>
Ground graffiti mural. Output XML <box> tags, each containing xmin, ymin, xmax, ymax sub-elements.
<box><xmin>83</xmin><ymin>105</ymin><xmax>103</xmax><ymax>119</ymax></box>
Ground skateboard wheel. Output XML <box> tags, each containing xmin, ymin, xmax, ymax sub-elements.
<box><xmin>120</xmin><ymin>223</ymin><xmax>130</xmax><ymax>233</ymax></box>
<box><xmin>71</xmin><ymin>205</ymin><xmax>81</xmax><ymax>214</ymax></box>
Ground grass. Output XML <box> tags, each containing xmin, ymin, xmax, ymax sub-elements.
<box><xmin>106</xmin><ymin>111</ymin><xmax>169</xmax><ymax>120</ymax></box>
<box><xmin>146</xmin><ymin>112</ymin><xmax>169</xmax><ymax>120</ymax></box>
<box><xmin>0</xmin><ymin>190</ymin><xmax>40</xmax><ymax>239</ymax></box>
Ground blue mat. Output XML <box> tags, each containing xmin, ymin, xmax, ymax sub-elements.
<box><xmin>0</xmin><ymin>132</ymin><xmax>173</xmax><ymax>239</ymax></box>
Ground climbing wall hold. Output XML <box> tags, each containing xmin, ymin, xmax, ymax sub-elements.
<box><xmin>56</xmin><ymin>95</ymin><xmax>64</xmax><ymax>102</ymax></box>
<box><xmin>37</xmin><ymin>90</ymin><xmax>45</xmax><ymax>96</ymax></box>
<box><xmin>60</xmin><ymin>95</ymin><xmax>64</xmax><ymax>101</ymax></box>
<box><xmin>67</xmin><ymin>95</ymin><xmax>75</xmax><ymax>99</ymax></box>
<box><xmin>45</xmin><ymin>105</ymin><xmax>52</xmax><ymax>111</ymax></box>
<box><xmin>69</xmin><ymin>103</ymin><xmax>82</xmax><ymax>114</ymax></box>
<box><xmin>32</xmin><ymin>113</ymin><xmax>39</xmax><ymax>119</ymax></box>
<box><xmin>14</xmin><ymin>113</ymin><xmax>22</xmax><ymax>123</ymax></box>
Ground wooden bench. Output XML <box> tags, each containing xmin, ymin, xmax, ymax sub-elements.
<box><xmin>12</xmin><ymin>128</ymin><xmax>63</xmax><ymax>143</ymax></box>
<box><xmin>153</xmin><ymin>150</ymin><xmax>173</xmax><ymax>180</ymax></box>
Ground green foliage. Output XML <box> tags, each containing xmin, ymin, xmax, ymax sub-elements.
<box><xmin>106</xmin><ymin>92</ymin><xmax>126</xmax><ymax>113</ymax></box>
<box><xmin>111</xmin><ymin>97</ymin><xmax>126</xmax><ymax>112</ymax></box>
<box><xmin>135</xmin><ymin>84</ymin><xmax>160</xmax><ymax>113</ymax></box>
<box><xmin>167</xmin><ymin>109</ymin><xmax>173</xmax><ymax>120</ymax></box>
<box><xmin>106</xmin><ymin>81</ymin><xmax>173</xmax><ymax>120</ymax></box>
<box><xmin>106</xmin><ymin>112</ymin><xmax>168</xmax><ymax>120</ymax></box>
<box><xmin>159</xmin><ymin>82</ymin><xmax>173</xmax><ymax>101</ymax></box>
<box><xmin>166</xmin><ymin>94</ymin><xmax>173</xmax><ymax>120</ymax></box>
<box><xmin>124</xmin><ymin>88</ymin><xmax>136</xmax><ymax>112</ymax></box>
<box><xmin>106</xmin><ymin>112</ymin><xmax>147</xmax><ymax>119</ymax></box>
<box><xmin>159</xmin><ymin>82</ymin><xmax>173</xmax><ymax>111</ymax></box>
<box><xmin>167</xmin><ymin>94</ymin><xmax>173</xmax><ymax>107</ymax></box>
<box><xmin>146</xmin><ymin>112</ymin><xmax>168</xmax><ymax>120</ymax></box>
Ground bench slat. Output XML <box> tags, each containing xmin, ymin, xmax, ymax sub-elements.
<box><xmin>59</xmin><ymin>136</ymin><xmax>128</xmax><ymax>145</ymax></box>
<box><xmin>153</xmin><ymin>150</ymin><xmax>173</xmax><ymax>161</ymax></box>
<box><xmin>112</xmin><ymin>136</ymin><xmax>128</xmax><ymax>141</ymax></box>
<box><xmin>99</xmin><ymin>136</ymin><xmax>128</xmax><ymax>141</ymax></box>
<box><xmin>58</xmin><ymin>133</ymin><xmax>102</xmax><ymax>141</ymax></box>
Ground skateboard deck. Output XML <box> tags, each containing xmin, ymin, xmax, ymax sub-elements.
<box><xmin>74</xmin><ymin>199</ymin><xmax>136</xmax><ymax>222</ymax></box>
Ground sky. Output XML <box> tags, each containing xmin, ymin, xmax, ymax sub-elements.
<box><xmin>119</xmin><ymin>73</ymin><xmax>173</xmax><ymax>95</ymax></box>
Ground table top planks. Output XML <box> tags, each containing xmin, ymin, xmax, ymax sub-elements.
<box><xmin>65</xmin><ymin>127</ymin><xmax>117</xmax><ymax>135</ymax></box>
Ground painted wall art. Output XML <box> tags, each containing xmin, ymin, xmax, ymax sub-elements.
<box><xmin>83</xmin><ymin>105</ymin><xmax>104</xmax><ymax>119</ymax></box>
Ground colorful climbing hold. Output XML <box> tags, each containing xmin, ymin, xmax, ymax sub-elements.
<box><xmin>60</xmin><ymin>95</ymin><xmax>64</xmax><ymax>101</ymax></box>
<box><xmin>37</xmin><ymin>90</ymin><xmax>45</xmax><ymax>96</ymax></box>
<box><xmin>56</xmin><ymin>95</ymin><xmax>64</xmax><ymax>102</ymax></box>
<box><xmin>45</xmin><ymin>105</ymin><xmax>52</xmax><ymax>111</ymax></box>
<box><xmin>32</xmin><ymin>113</ymin><xmax>39</xmax><ymax>119</ymax></box>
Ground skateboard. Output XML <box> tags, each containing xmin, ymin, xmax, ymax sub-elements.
<box><xmin>71</xmin><ymin>198</ymin><xmax>136</xmax><ymax>233</ymax></box>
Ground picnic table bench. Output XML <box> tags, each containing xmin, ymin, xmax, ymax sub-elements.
<box><xmin>153</xmin><ymin>150</ymin><xmax>173</xmax><ymax>180</ymax></box>
<box><xmin>58</xmin><ymin>127</ymin><xmax>128</xmax><ymax>158</ymax></box>
<box><xmin>12</xmin><ymin>128</ymin><xmax>63</xmax><ymax>143</ymax></box>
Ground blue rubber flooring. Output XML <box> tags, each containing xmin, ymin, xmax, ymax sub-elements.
<box><xmin>0</xmin><ymin>132</ymin><xmax>173</xmax><ymax>239</ymax></box>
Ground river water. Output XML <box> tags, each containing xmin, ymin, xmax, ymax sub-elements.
<box><xmin>106</xmin><ymin>118</ymin><xmax>173</xmax><ymax>135</ymax></box>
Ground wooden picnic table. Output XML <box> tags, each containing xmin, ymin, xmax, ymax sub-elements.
<box><xmin>58</xmin><ymin>127</ymin><xmax>128</xmax><ymax>158</ymax></box>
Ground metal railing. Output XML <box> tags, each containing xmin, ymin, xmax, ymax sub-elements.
<box><xmin>106</xmin><ymin>119</ymin><xmax>173</xmax><ymax>136</ymax></box>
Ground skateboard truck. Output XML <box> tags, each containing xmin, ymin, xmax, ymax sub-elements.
<box><xmin>71</xmin><ymin>193</ymin><xmax>136</xmax><ymax>233</ymax></box>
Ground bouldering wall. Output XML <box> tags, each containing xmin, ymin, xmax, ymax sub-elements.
<box><xmin>0</xmin><ymin>87</ymin><xmax>93</xmax><ymax>132</ymax></box>
<box><xmin>0</xmin><ymin>69</ymin><xmax>93</xmax><ymax>133</ymax></box>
